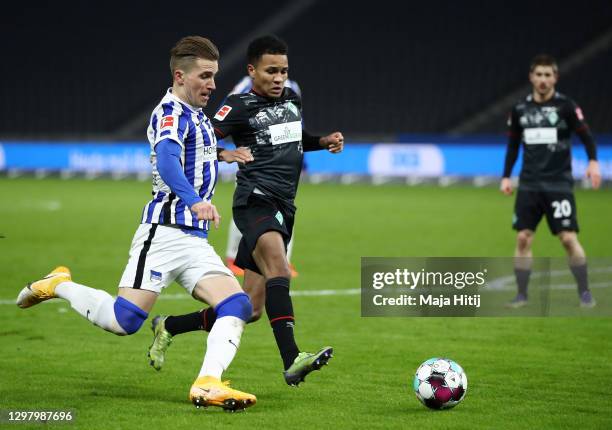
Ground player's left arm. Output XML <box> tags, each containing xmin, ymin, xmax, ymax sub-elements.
<box><xmin>302</xmin><ymin>130</ymin><xmax>344</xmax><ymax>153</ymax></box>
<box><xmin>568</xmin><ymin>101</ymin><xmax>601</xmax><ymax>189</ymax></box>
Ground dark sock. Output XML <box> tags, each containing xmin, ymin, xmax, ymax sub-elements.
<box><xmin>164</xmin><ymin>307</ymin><xmax>217</xmax><ymax>335</ymax></box>
<box><xmin>570</xmin><ymin>263</ymin><xmax>589</xmax><ymax>295</ymax></box>
<box><xmin>265</xmin><ymin>276</ymin><xmax>300</xmax><ymax>370</ymax></box>
<box><xmin>514</xmin><ymin>268</ymin><xmax>531</xmax><ymax>298</ymax></box>
<box><xmin>200</xmin><ymin>307</ymin><xmax>217</xmax><ymax>332</ymax></box>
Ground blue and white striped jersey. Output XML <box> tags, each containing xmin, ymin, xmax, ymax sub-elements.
<box><xmin>142</xmin><ymin>89</ymin><xmax>218</xmax><ymax>232</ymax></box>
<box><xmin>228</xmin><ymin>76</ymin><xmax>301</xmax><ymax>97</ymax></box>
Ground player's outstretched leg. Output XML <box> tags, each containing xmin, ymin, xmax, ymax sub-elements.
<box><xmin>283</xmin><ymin>346</ymin><xmax>334</xmax><ymax>386</ymax></box>
<box><xmin>17</xmin><ymin>266</ymin><xmax>150</xmax><ymax>336</ymax></box>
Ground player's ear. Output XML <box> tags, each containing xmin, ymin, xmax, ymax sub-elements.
<box><xmin>174</xmin><ymin>69</ymin><xmax>185</xmax><ymax>85</ymax></box>
<box><xmin>247</xmin><ymin>64</ymin><xmax>256</xmax><ymax>78</ymax></box>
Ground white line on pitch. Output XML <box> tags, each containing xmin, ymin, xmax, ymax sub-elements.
<box><xmin>0</xmin><ymin>288</ymin><xmax>362</xmax><ymax>305</ymax></box>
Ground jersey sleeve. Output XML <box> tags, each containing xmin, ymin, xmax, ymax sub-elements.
<box><xmin>506</xmin><ymin>105</ymin><xmax>522</xmax><ymax>138</ymax></box>
<box><xmin>211</xmin><ymin>96</ymin><xmax>246</xmax><ymax>139</ymax></box>
<box><xmin>153</xmin><ymin>106</ymin><xmax>189</xmax><ymax>148</ymax></box>
<box><xmin>565</xmin><ymin>99</ymin><xmax>589</xmax><ymax>132</ymax></box>
<box><xmin>566</xmin><ymin>99</ymin><xmax>597</xmax><ymax>160</ymax></box>
<box><xmin>502</xmin><ymin>105</ymin><xmax>522</xmax><ymax>177</ymax></box>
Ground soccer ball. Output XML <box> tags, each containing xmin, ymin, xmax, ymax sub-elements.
<box><xmin>413</xmin><ymin>357</ymin><xmax>467</xmax><ymax>409</ymax></box>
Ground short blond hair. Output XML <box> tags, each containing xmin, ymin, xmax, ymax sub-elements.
<box><xmin>170</xmin><ymin>36</ymin><xmax>219</xmax><ymax>75</ymax></box>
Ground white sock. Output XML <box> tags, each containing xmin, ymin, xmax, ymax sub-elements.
<box><xmin>226</xmin><ymin>219</ymin><xmax>242</xmax><ymax>260</ymax></box>
<box><xmin>287</xmin><ymin>235</ymin><xmax>294</xmax><ymax>262</ymax></box>
<box><xmin>199</xmin><ymin>316</ymin><xmax>245</xmax><ymax>378</ymax></box>
<box><xmin>55</xmin><ymin>281</ymin><xmax>126</xmax><ymax>335</ymax></box>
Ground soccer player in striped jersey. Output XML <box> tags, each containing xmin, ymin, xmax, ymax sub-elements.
<box><xmin>16</xmin><ymin>36</ymin><xmax>256</xmax><ymax>411</ymax></box>
<box><xmin>223</xmin><ymin>75</ymin><xmax>302</xmax><ymax>278</ymax></box>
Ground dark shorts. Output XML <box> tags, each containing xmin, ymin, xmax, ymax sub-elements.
<box><xmin>513</xmin><ymin>190</ymin><xmax>579</xmax><ymax>235</ymax></box>
<box><xmin>233</xmin><ymin>193</ymin><xmax>295</xmax><ymax>274</ymax></box>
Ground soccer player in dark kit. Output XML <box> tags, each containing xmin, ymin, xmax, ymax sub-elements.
<box><xmin>148</xmin><ymin>35</ymin><xmax>344</xmax><ymax>385</ymax></box>
<box><xmin>500</xmin><ymin>54</ymin><xmax>601</xmax><ymax>308</ymax></box>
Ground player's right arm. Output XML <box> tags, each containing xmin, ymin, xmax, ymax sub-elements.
<box><xmin>501</xmin><ymin>106</ymin><xmax>522</xmax><ymax>195</ymax></box>
<box><xmin>155</xmin><ymin>139</ymin><xmax>219</xmax><ymax>226</ymax></box>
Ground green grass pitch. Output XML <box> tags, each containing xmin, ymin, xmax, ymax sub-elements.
<box><xmin>1</xmin><ymin>178</ymin><xmax>611</xmax><ymax>429</ymax></box>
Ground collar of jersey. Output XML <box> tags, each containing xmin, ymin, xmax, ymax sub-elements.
<box><xmin>166</xmin><ymin>88</ymin><xmax>202</xmax><ymax>114</ymax></box>
<box><xmin>526</xmin><ymin>91</ymin><xmax>559</xmax><ymax>104</ymax></box>
<box><xmin>250</xmin><ymin>87</ymin><xmax>287</xmax><ymax>100</ymax></box>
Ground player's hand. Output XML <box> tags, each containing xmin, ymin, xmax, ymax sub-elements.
<box><xmin>320</xmin><ymin>132</ymin><xmax>344</xmax><ymax>153</ymax></box>
<box><xmin>219</xmin><ymin>147</ymin><xmax>254</xmax><ymax>164</ymax></box>
<box><xmin>500</xmin><ymin>177</ymin><xmax>513</xmax><ymax>195</ymax></box>
<box><xmin>190</xmin><ymin>201</ymin><xmax>220</xmax><ymax>227</ymax></box>
<box><xmin>586</xmin><ymin>160</ymin><xmax>601</xmax><ymax>189</ymax></box>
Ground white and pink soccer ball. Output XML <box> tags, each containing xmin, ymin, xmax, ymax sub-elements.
<box><xmin>413</xmin><ymin>357</ymin><xmax>467</xmax><ymax>409</ymax></box>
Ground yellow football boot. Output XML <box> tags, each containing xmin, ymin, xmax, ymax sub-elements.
<box><xmin>189</xmin><ymin>376</ymin><xmax>256</xmax><ymax>411</ymax></box>
<box><xmin>16</xmin><ymin>266</ymin><xmax>71</xmax><ymax>308</ymax></box>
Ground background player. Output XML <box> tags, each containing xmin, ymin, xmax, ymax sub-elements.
<box><xmin>500</xmin><ymin>54</ymin><xmax>601</xmax><ymax>308</ymax></box>
<box><xmin>15</xmin><ymin>36</ymin><xmax>256</xmax><ymax>411</ymax></box>
<box><xmin>148</xmin><ymin>35</ymin><xmax>343</xmax><ymax>386</ymax></box>
<box><xmin>222</xmin><ymin>75</ymin><xmax>302</xmax><ymax>278</ymax></box>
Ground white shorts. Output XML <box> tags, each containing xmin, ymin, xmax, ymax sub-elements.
<box><xmin>119</xmin><ymin>224</ymin><xmax>234</xmax><ymax>294</ymax></box>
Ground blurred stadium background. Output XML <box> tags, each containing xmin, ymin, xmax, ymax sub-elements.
<box><xmin>1</xmin><ymin>0</ymin><xmax>611</xmax><ymax>182</ymax></box>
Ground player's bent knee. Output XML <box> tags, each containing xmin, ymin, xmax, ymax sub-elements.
<box><xmin>113</xmin><ymin>296</ymin><xmax>149</xmax><ymax>335</ymax></box>
<box><xmin>215</xmin><ymin>292</ymin><xmax>252</xmax><ymax>323</ymax></box>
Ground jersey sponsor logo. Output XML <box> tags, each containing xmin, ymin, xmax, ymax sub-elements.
<box><xmin>523</xmin><ymin>127</ymin><xmax>558</xmax><ymax>144</ymax></box>
<box><xmin>269</xmin><ymin>121</ymin><xmax>302</xmax><ymax>145</ymax></box>
<box><xmin>160</xmin><ymin>116</ymin><xmax>175</xmax><ymax>129</ymax></box>
<box><xmin>214</xmin><ymin>105</ymin><xmax>232</xmax><ymax>121</ymax></box>
<box><xmin>201</xmin><ymin>144</ymin><xmax>218</xmax><ymax>162</ymax></box>
<box><xmin>575</xmin><ymin>107</ymin><xmax>584</xmax><ymax>121</ymax></box>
